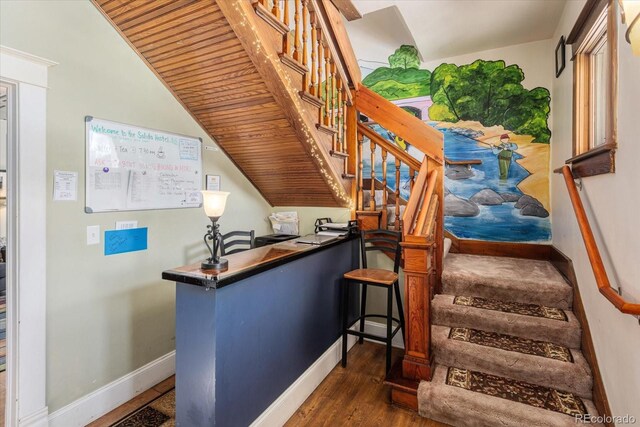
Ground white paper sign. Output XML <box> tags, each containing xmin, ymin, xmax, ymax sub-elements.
<box><xmin>206</xmin><ymin>175</ymin><xmax>220</xmax><ymax>191</ymax></box>
<box><xmin>53</xmin><ymin>170</ymin><xmax>78</xmax><ymax>201</ymax></box>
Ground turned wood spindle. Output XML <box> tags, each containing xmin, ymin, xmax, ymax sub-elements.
<box><xmin>329</xmin><ymin>61</ymin><xmax>337</xmax><ymax>151</ymax></box>
<box><xmin>340</xmin><ymin>86</ymin><xmax>347</xmax><ymax>153</ymax></box>
<box><xmin>310</xmin><ymin>11</ymin><xmax>318</xmax><ymax>95</ymax></box>
<box><xmin>317</xmin><ymin>31</ymin><xmax>324</xmax><ymax>121</ymax></box>
<box><xmin>409</xmin><ymin>167</ymin><xmax>415</xmax><ymax>192</ymax></box>
<box><xmin>358</xmin><ymin>131</ymin><xmax>364</xmax><ymax>211</ymax></box>
<box><xmin>324</xmin><ymin>46</ymin><xmax>331</xmax><ymax>126</ymax></box>
<box><xmin>336</xmin><ymin>78</ymin><xmax>343</xmax><ymax>151</ymax></box>
<box><xmin>282</xmin><ymin>0</ymin><xmax>290</xmax><ymax>54</ymax></box>
<box><xmin>381</xmin><ymin>149</ymin><xmax>388</xmax><ymax>213</ymax></box>
<box><xmin>292</xmin><ymin>0</ymin><xmax>300</xmax><ymax>62</ymax></box>
<box><xmin>271</xmin><ymin>0</ymin><xmax>280</xmax><ymax>19</ymax></box>
<box><xmin>395</xmin><ymin>159</ymin><xmax>401</xmax><ymax>230</ymax></box>
<box><xmin>370</xmin><ymin>140</ymin><xmax>376</xmax><ymax>211</ymax></box>
<box><xmin>300</xmin><ymin>1</ymin><xmax>308</xmax><ymax>64</ymax></box>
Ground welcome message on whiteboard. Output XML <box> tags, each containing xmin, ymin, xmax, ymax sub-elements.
<box><xmin>85</xmin><ymin>117</ymin><xmax>203</xmax><ymax>213</ymax></box>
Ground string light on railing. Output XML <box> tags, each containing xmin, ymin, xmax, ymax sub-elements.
<box><xmin>231</xmin><ymin>0</ymin><xmax>353</xmax><ymax>207</ymax></box>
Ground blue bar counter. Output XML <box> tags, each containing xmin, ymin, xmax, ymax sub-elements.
<box><xmin>162</xmin><ymin>236</ymin><xmax>359</xmax><ymax>426</ymax></box>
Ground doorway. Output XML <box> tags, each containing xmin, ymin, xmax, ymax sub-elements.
<box><xmin>0</xmin><ymin>82</ymin><xmax>10</xmax><ymax>426</ymax></box>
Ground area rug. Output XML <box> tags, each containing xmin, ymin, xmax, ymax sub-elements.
<box><xmin>448</xmin><ymin>327</ymin><xmax>574</xmax><ymax>363</ymax></box>
<box><xmin>112</xmin><ymin>389</ymin><xmax>175</xmax><ymax>427</ymax></box>
<box><xmin>453</xmin><ymin>296</ymin><xmax>568</xmax><ymax>321</ymax></box>
<box><xmin>446</xmin><ymin>367</ymin><xmax>587</xmax><ymax>417</ymax></box>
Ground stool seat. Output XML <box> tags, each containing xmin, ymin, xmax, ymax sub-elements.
<box><xmin>343</xmin><ymin>268</ymin><xmax>398</xmax><ymax>286</ymax></box>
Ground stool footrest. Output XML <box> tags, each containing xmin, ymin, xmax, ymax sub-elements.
<box><xmin>345</xmin><ymin>324</ymin><xmax>402</xmax><ymax>344</ymax></box>
<box><xmin>348</xmin><ymin>314</ymin><xmax>401</xmax><ymax>327</ymax></box>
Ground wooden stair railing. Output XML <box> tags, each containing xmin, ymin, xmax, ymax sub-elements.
<box><xmin>560</xmin><ymin>166</ymin><xmax>640</xmax><ymax>315</ymax></box>
<box><xmin>256</xmin><ymin>0</ymin><xmax>355</xmax><ymax>150</ymax></box>
<box><xmin>357</xmin><ymin>122</ymin><xmax>420</xmax><ymax>229</ymax></box>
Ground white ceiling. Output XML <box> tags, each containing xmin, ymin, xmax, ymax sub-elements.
<box><xmin>347</xmin><ymin>0</ymin><xmax>567</xmax><ymax>62</ymax></box>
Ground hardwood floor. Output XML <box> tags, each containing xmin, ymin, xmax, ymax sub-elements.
<box><xmin>91</xmin><ymin>342</ymin><xmax>446</xmax><ymax>426</ymax></box>
<box><xmin>286</xmin><ymin>342</ymin><xmax>446</xmax><ymax>427</ymax></box>
<box><xmin>87</xmin><ymin>376</ymin><xmax>175</xmax><ymax>427</ymax></box>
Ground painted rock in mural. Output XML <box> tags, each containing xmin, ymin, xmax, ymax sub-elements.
<box><xmin>500</xmin><ymin>192</ymin><xmax>521</xmax><ymax>202</ymax></box>
<box><xmin>445</xmin><ymin>165</ymin><xmax>474</xmax><ymax>180</ymax></box>
<box><xmin>514</xmin><ymin>195</ymin><xmax>543</xmax><ymax>209</ymax></box>
<box><xmin>470</xmin><ymin>189</ymin><xmax>504</xmax><ymax>206</ymax></box>
<box><xmin>444</xmin><ymin>194</ymin><xmax>480</xmax><ymax>217</ymax></box>
<box><xmin>521</xmin><ymin>204</ymin><xmax>550</xmax><ymax>218</ymax></box>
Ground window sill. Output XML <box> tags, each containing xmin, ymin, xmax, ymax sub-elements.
<box><xmin>565</xmin><ymin>143</ymin><xmax>616</xmax><ymax>178</ymax></box>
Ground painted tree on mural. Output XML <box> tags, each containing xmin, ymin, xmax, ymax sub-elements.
<box><xmin>429</xmin><ymin>60</ymin><xmax>551</xmax><ymax>143</ymax></box>
<box><xmin>362</xmin><ymin>45</ymin><xmax>431</xmax><ymax>100</ymax></box>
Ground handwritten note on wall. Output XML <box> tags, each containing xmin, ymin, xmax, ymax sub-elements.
<box><xmin>85</xmin><ymin>117</ymin><xmax>203</xmax><ymax>213</ymax></box>
<box><xmin>104</xmin><ymin>227</ymin><xmax>148</xmax><ymax>256</ymax></box>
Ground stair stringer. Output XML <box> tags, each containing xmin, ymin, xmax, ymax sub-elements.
<box><xmin>218</xmin><ymin>0</ymin><xmax>351</xmax><ymax>208</ymax></box>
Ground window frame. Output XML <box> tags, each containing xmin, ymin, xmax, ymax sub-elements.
<box><xmin>566</xmin><ymin>0</ymin><xmax>618</xmax><ymax>178</ymax></box>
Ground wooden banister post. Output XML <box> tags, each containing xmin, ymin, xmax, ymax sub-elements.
<box><xmin>401</xmin><ymin>236</ymin><xmax>435</xmax><ymax>382</ymax></box>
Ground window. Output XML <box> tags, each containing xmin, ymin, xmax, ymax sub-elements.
<box><xmin>567</xmin><ymin>0</ymin><xmax>617</xmax><ymax>177</ymax></box>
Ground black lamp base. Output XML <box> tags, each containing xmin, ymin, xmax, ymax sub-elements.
<box><xmin>201</xmin><ymin>258</ymin><xmax>229</xmax><ymax>271</ymax></box>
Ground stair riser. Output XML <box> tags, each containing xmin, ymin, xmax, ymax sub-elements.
<box><xmin>442</xmin><ymin>278</ymin><xmax>573</xmax><ymax>310</ymax></box>
<box><xmin>432</xmin><ymin>300</ymin><xmax>582</xmax><ymax>349</ymax></box>
<box><xmin>433</xmin><ymin>327</ymin><xmax>593</xmax><ymax>399</ymax></box>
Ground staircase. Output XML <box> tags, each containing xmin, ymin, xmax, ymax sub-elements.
<box><xmin>92</xmin><ymin>0</ymin><xmax>359</xmax><ymax>207</ymax></box>
<box><xmin>419</xmin><ymin>253</ymin><xmax>602</xmax><ymax>426</ymax></box>
<box><xmin>89</xmin><ymin>1</ymin><xmax>607</xmax><ymax>425</ymax></box>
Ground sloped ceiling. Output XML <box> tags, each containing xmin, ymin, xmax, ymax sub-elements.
<box><xmin>348</xmin><ymin>0</ymin><xmax>567</xmax><ymax>62</ymax></box>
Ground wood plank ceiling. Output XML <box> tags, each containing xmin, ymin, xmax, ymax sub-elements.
<box><xmin>92</xmin><ymin>0</ymin><xmax>344</xmax><ymax>206</ymax></box>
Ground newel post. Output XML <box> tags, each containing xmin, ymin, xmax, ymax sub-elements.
<box><xmin>400</xmin><ymin>235</ymin><xmax>435</xmax><ymax>381</ymax></box>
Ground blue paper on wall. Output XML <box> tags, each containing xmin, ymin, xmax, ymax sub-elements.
<box><xmin>104</xmin><ymin>227</ymin><xmax>148</xmax><ymax>256</ymax></box>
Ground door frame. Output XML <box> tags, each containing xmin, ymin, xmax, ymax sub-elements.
<box><xmin>0</xmin><ymin>45</ymin><xmax>56</xmax><ymax>427</ymax></box>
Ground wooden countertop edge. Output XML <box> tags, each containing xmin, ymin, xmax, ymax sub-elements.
<box><xmin>162</xmin><ymin>234</ymin><xmax>358</xmax><ymax>289</ymax></box>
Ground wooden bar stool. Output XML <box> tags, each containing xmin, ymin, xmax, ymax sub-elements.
<box><xmin>341</xmin><ymin>229</ymin><xmax>405</xmax><ymax>374</ymax></box>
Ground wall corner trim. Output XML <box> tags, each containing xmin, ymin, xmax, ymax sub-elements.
<box><xmin>48</xmin><ymin>351</ymin><xmax>176</xmax><ymax>427</ymax></box>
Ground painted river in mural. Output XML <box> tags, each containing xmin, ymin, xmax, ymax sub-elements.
<box><xmin>363</xmin><ymin>124</ymin><xmax>552</xmax><ymax>243</ymax></box>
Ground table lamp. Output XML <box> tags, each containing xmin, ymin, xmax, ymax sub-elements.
<box><xmin>201</xmin><ymin>191</ymin><xmax>230</xmax><ymax>270</ymax></box>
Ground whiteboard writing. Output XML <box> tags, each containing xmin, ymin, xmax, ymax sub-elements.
<box><xmin>85</xmin><ymin>117</ymin><xmax>203</xmax><ymax>213</ymax></box>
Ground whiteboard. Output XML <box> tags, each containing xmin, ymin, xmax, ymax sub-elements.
<box><xmin>85</xmin><ymin>117</ymin><xmax>203</xmax><ymax>213</ymax></box>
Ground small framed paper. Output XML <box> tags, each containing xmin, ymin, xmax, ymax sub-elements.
<box><xmin>206</xmin><ymin>175</ymin><xmax>221</xmax><ymax>191</ymax></box>
<box><xmin>555</xmin><ymin>36</ymin><xmax>566</xmax><ymax>78</ymax></box>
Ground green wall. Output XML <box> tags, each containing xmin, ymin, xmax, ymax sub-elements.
<box><xmin>0</xmin><ymin>0</ymin><xmax>275</xmax><ymax>412</ymax></box>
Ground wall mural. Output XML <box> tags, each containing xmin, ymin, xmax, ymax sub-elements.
<box><xmin>360</xmin><ymin>45</ymin><xmax>551</xmax><ymax>242</ymax></box>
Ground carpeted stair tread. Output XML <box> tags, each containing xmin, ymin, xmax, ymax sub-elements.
<box><xmin>418</xmin><ymin>364</ymin><xmax>602</xmax><ymax>427</ymax></box>
<box><xmin>432</xmin><ymin>325</ymin><xmax>593</xmax><ymax>398</ymax></box>
<box><xmin>442</xmin><ymin>254</ymin><xmax>572</xmax><ymax>309</ymax></box>
<box><xmin>432</xmin><ymin>294</ymin><xmax>582</xmax><ymax>349</ymax></box>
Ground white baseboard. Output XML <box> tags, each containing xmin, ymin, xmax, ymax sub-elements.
<box><xmin>48</xmin><ymin>351</ymin><xmax>175</xmax><ymax>427</ymax></box>
<box><xmin>19</xmin><ymin>407</ymin><xmax>49</xmax><ymax>427</ymax></box>
<box><xmin>250</xmin><ymin>332</ymin><xmax>358</xmax><ymax>427</ymax></box>
<box><xmin>363</xmin><ymin>319</ymin><xmax>405</xmax><ymax>349</ymax></box>
<box><xmin>251</xmin><ymin>320</ymin><xmax>403</xmax><ymax>426</ymax></box>
<box><xmin>46</xmin><ymin>321</ymin><xmax>401</xmax><ymax>427</ymax></box>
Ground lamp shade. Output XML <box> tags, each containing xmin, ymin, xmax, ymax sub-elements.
<box><xmin>201</xmin><ymin>191</ymin><xmax>229</xmax><ymax>220</ymax></box>
<box><xmin>621</xmin><ymin>0</ymin><xmax>640</xmax><ymax>55</ymax></box>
